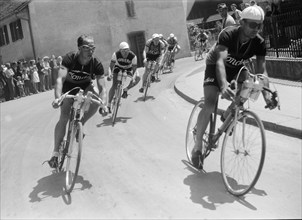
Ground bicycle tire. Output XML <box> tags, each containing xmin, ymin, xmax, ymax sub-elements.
<box><xmin>185</xmin><ymin>99</ymin><xmax>213</xmax><ymax>165</ymax></box>
<box><xmin>65</xmin><ymin>121</ymin><xmax>82</xmax><ymax>193</ymax></box>
<box><xmin>143</xmin><ymin>70</ymin><xmax>151</xmax><ymax>101</ymax></box>
<box><xmin>112</xmin><ymin>86</ymin><xmax>122</xmax><ymax>126</ymax></box>
<box><xmin>220</xmin><ymin>110</ymin><xmax>266</xmax><ymax>196</ymax></box>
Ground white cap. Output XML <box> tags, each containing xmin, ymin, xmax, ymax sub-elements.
<box><xmin>241</xmin><ymin>5</ymin><xmax>265</xmax><ymax>21</ymax></box>
<box><xmin>152</xmin><ymin>33</ymin><xmax>159</xmax><ymax>39</ymax></box>
<box><xmin>119</xmin><ymin>42</ymin><xmax>129</xmax><ymax>50</ymax></box>
<box><xmin>170</xmin><ymin>33</ymin><xmax>174</xmax><ymax>38</ymax></box>
<box><xmin>158</xmin><ymin>34</ymin><xmax>163</xmax><ymax>38</ymax></box>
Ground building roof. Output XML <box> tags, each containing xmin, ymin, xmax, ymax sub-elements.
<box><xmin>0</xmin><ymin>0</ymin><xmax>31</xmax><ymax>21</ymax></box>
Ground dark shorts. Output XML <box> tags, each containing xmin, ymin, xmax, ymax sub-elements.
<box><xmin>203</xmin><ymin>64</ymin><xmax>248</xmax><ymax>90</ymax></box>
<box><xmin>146</xmin><ymin>53</ymin><xmax>161</xmax><ymax>62</ymax></box>
<box><xmin>113</xmin><ymin>66</ymin><xmax>133</xmax><ymax>76</ymax></box>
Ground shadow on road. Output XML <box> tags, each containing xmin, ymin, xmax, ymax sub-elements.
<box><xmin>134</xmin><ymin>95</ymin><xmax>155</xmax><ymax>102</ymax></box>
<box><xmin>28</xmin><ymin>171</ymin><xmax>92</xmax><ymax>204</ymax></box>
<box><xmin>182</xmin><ymin>160</ymin><xmax>267</xmax><ymax>211</ymax></box>
<box><xmin>96</xmin><ymin>116</ymin><xmax>132</xmax><ymax>127</ymax></box>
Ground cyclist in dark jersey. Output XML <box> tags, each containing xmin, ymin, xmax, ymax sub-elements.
<box><xmin>107</xmin><ymin>42</ymin><xmax>140</xmax><ymax>111</ymax></box>
<box><xmin>191</xmin><ymin>6</ymin><xmax>278</xmax><ymax>169</ymax></box>
<box><xmin>48</xmin><ymin>35</ymin><xmax>107</xmax><ymax>168</ymax></box>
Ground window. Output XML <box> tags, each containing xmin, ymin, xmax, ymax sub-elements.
<box><xmin>9</xmin><ymin>19</ymin><xmax>23</xmax><ymax>42</ymax></box>
<box><xmin>125</xmin><ymin>0</ymin><xmax>136</xmax><ymax>18</ymax></box>
<box><xmin>0</xmin><ymin>25</ymin><xmax>10</xmax><ymax>47</ymax></box>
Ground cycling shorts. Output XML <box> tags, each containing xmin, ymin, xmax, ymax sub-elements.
<box><xmin>62</xmin><ymin>80</ymin><xmax>93</xmax><ymax>95</ymax></box>
<box><xmin>113</xmin><ymin>66</ymin><xmax>133</xmax><ymax>76</ymax></box>
<box><xmin>203</xmin><ymin>64</ymin><xmax>248</xmax><ymax>90</ymax></box>
<box><xmin>146</xmin><ymin>54</ymin><xmax>160</xmax><ymax>62</ymax></box>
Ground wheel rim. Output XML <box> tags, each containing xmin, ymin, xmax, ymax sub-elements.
<box><xmin>221</xmin><ymin>111</ymin><xmax>266</xmax><ymax>196</ymax></box>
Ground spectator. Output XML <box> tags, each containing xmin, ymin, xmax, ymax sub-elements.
<box><xmin>49</xmin><ymin>54</ymin><xmax>57</xmax><ymax>88</ymax></box>
<box><xmin>264</xmin><ymin>1</ymin><xmax>272</xmax><ymax>17</ymax></box>
<box><xmin>22</xmin><ymin>61</ymin><xmax>31</xmax><ymax>96</ymax></box>
<box><xmin>29</xmin><ymin>60</ymin><xmax>39</xmax><ymax>94</ymax></box>
<box><xmin>231</xmin><ymin>3</ymin><xmax>242</xmax><ymax>24</ymax></box>
<box><xmin>241</xmin><ymin>2</ymin><xmax>250</xmax><ymax>10</ymax></box>
<box><xmin>11</xmin><ymin>61</ymin><xmax>20</xmax><ymax>98</ymax></box>
<box><xmin>42</xmin><ymin>56</ymin><xmax>51</xmax><ymax>90</ymax></box>
<box><xmin>250</xmin><ymin>0</ymin><xmax>257</xmax><ymax>6</ymax></box>
<box><xmin>0</xmin><ymin>65</ymin><xmax>9</xmax><ymax>101</ymax></box>
<box><xmin>36</xmin><ymin>57</ymin><xmax>45</xmax><ymax>92</ymax></box>
<box><xmin>217</xmin><ymin>3</ymin><xmax>236</xmax><ymax>29</ymax></box>
<box><xmin>16</xmin><ymin>76</ymin><xmax>25</xmax><ymax>97</ymax></box>
<box><xmin>4</xmin><ymin>63</ymin><xmax>15</xmax><ymax>100</ymax></box>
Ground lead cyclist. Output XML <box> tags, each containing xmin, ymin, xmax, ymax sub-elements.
<box><xmin>190</xmin><ymin>6</ymin><xmax>278</xmax><ymax>169</ymax></box>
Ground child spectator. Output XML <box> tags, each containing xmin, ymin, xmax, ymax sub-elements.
<box><xmin>16</xmin><ymin>76</ymin><xmax>25</xmax><ymax>97</ymax></box>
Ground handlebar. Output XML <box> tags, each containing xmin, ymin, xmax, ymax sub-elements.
<box><xmin>53</xmin><ymin>87</ymin><xmax>105</xmax><ymax>109</ymax></box>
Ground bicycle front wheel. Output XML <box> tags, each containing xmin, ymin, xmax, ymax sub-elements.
<box><xmin>185</xmin><ymin>100</ymin><xmax>212</xmax><ymax>164</ymax></box>
<box><xmin>221</xmin><ymin>110</ymin><xmax>266</xmax><ymax>196</ymax></box>
<box><xmin>65</xmin><ymin>121</ymin><xmax>83</xmax><ymax>193</ymax></box>
<box><xmin>112</xmin><ymin>86</ymin><xmax>121</xmax><ymax>126</ymax></box>
<box><xmin>143</xmin><ymin>72</ymin><xmax>151</xmax><ymax>101</ymax></box>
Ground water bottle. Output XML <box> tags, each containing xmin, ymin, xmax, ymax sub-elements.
<box><xmin>240</xmin><ymin>79</ymin><xmax>252</xmax><ymax>99</ymax></box>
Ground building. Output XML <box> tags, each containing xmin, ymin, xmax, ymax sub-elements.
<box><xmin>0</xmin><ymin>0</ymin><xmax>192</xmax><ymax>68</ymax></box>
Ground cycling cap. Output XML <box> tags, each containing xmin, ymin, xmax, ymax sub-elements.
<box><xmin>119</xmin><ymin>42</ymin><xmax>129</xmax><ymax>50</ymax></box>
<box><xmin>170</xmin><ymin>33</ymin><xmax>174</xmax><ymax>38</ymax></box>
<box><xmin>241</xmin><ymin>5</ymin><xmax>265</xmax><ymax>21</ymax></box>
<box><xmin>152</xmin><ymin>33</ymin><xmax>159</xmax><ymax>39</ymax></box>
<box><xmin>158</xmin><ymin>34</ymin><xmax>163</xmax><ymax>38</ymax></box>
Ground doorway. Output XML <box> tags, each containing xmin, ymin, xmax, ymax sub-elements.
<box><xmin>128</xmin><ymin>31</ymin><xmax>145</xmax><ymax>68</ymax></box>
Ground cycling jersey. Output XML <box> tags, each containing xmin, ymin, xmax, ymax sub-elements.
<box><xmin>145</xmin><ymin>39</ymin><xmax>165</xmax><ymax>61</ymax></box>
<box><xmin>111</xmin><ymin>50</ymin><xmax>137</xmax><ymax>72</ymax></box>
<box><xmin>166</xmin><ymin>37</ymin><xmax>178</xmax><ymax>51</ymax></box>
<box><xmin>204</xmin><ymin>26</ymin><xmax>266</xmax><ymax>88</ymax></box>
<box><xmin>62</xmin><ymin>52</ymin><xmax>104</xmax><ymax>94</ymax></box>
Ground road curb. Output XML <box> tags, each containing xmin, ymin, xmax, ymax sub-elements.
<box><xmin>174</xmin><ymin>75</ymin><xmax>302</xmax><ymax>140</ymax></box>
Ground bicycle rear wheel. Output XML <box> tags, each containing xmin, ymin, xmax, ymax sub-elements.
<box><xmin>185</xmin><ymin>100</ymin><xmax>212</xmax><ymax>165</ymax></box>
<box><xmin>112</xmin><ymin>86</ymin><xmax>121</xmax><ymax>126</ymax></box>
<box><xmin>221</xmin><ymin>110</ymin><xmax>266</xmax><ymax>196</ymax></box>
<box><xmin>65</xmin><ymin>121</ymin><xmax>83</xmax><ymax>193</ymax></box>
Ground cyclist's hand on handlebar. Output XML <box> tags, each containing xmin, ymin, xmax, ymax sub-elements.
<box><xmin>264</xmin><ymin>91</ymin><xmax>279</xmax><ymax>110</ymax></box>
<box><xmin>99</xmin><ymin>105</ymin><xmax>109</xmax><ymax>116</ymax></box>
<box><xmin>52</xmin><ymin>98</ymin><xmax>61</xmax><ymax>109</ymax></box>
<box><xmin>221</xmin><ymin>81</ymin><xmax>236</xmax><ymax>101</ymax></box>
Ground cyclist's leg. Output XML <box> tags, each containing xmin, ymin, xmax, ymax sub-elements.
<box><xmin>108</xmin><ymin>68</ymin><xmax>119</xmax><ymax>104</ymax></box>
<box><xmin>125</xmin><ymin>71</ymin><xmax>140</xmax><ymax>91</ymax></box>
<box><xmin>53</xmin><ymin>98</ymin><xmax>73</xmax><ymax>154</ymax></box>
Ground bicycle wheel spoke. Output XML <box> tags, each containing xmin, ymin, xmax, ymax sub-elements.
<box><xmin>221</xmin><ymin>111</ymin><xmax>266</xmax><ymax>196</ymax></box>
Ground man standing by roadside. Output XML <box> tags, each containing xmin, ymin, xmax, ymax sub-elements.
<box><xmin>217</xmin><ymin>3</ymin><xmax>236</xmax><ymax>29</ymax></box>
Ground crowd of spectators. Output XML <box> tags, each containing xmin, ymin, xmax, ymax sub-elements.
<box><xmin>0</xmin><ymin>55</ymin><xmax>62</xmax><ymax>102</ymax></box>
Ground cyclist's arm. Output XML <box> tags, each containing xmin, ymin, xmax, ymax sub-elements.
<box><xmin>132</xmin><ymin>55</ymin><xmax>138</xmax><ymax>75</ymax></box>
<box><xmin>109</xmin><ymin>52</ymin><xmax>117</xmax><ymax>72</ymax></box>
<box><xmin>215</xmin><ymin>44</ymin><xmax>229</xmax><ymax>91</ymax></box>
<box><xmin>96</xmin><ymin>75</ymin><xmax>107</xmax><ymax>105</ymax></box>
<box><xmin>256</xmin><ymin>55</ymin><xmax>271</xmax><ymax>102</ymax></box>
<box><xmin>54</xmin><ymin>65</ymin><xmax>67</xmax><ymax>99</ymax></box>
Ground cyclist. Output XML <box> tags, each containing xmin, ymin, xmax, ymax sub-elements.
<box><xmin>166</xmin><ymin>33</ymin><xmax>181</xmax><ymax>66</ymax></box>
<box><xmin>196</xmin><ymin>30</ymin><xmax>209</xmax><ymax>59</ymax></box>
<box><xmin>139</xmin><ymin>33</ymin><xmax>165</xmax><ymax>93</ymax></box>
<box><xmin>48</xmin><ymin>34</ymin><xmax>107</xmax><ymax>168</ymax></box>
<box><xmin>191</xmin><ymin>6</ymin><xmax>278</xmax><ymax>169</ymax></box>
<box><xmin>158</xmin><ymin>33</ymin><xmax>169</xmax><ymax>74</ymax></box>
<box><xmin>106</xmin><ymin>42</ymin><xmax>140</xmax><ymax>112</ymax></box>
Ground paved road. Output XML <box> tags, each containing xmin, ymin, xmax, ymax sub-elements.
<box><xmin>1</xmin><ymin>57</ymin><xmax>301</xmax><ymax>219</ymax></box>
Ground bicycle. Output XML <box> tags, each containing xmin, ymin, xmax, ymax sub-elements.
<box><xmin>54</xmin><ymin>87</ymin><xmax>105</xmax><ymax>193</ymax></box>
<box><xmin>163</xmin><ymin>46</ymin><xmax>176</xmax><ymax>73</ymax></box>
<box><xmin>143</xmin><ymin>60</ymin><xmax>157</xmax><ymax>101</ymax></box>
<box><xmin>194</xmin><ymin>41</ymin><xmax>209</xmax><ymax>61</ymax></box>
<box><xmin>185</xmin><ymin>65</ymin><xmax>280</xmax><ymax>196</ymax></box>
<box><xmin>109</xmin><ymin>69</ymin><xmax>131</xmax><ymax>126</ymax></box>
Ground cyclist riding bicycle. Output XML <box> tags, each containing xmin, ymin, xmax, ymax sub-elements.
<box><xmin>48</xmin><ymin>34</ymin><xmax>108</xmax><ymax>168</ymax></box>
<box><xmin>196</xmin><ymin>30</ymin><xmax>209</xmax><ymax>58</ymax></box>
<box><xmin>158</xmin><ymin>34</ymin><xmax>169</xmax><ymax>73</ymax></box>
<box><xmin>139</xmin><ymin>33</ymin><xmax>165</xmax><ymax>93</ymax></box>
<box><xmin>106</xmin><ymin>42</ymin><xmax>140</xmax><ymax>112</ymax></box>
<box><xmin>166</xmin><ymin>33</ymin><xmax>181</xmax><ymax>66</ymax></box>
<box><xmin>191</xmin><ymin>6</ymin><xmax>278</xmax><ymax>169</ymax></box>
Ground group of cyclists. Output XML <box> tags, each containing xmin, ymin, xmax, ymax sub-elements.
<box><xmin>48</xmin><ymin>33</ymin><xmax>180</xmax><ymax>168</ymax></box>
<box><xmin>47</xmin><ymin>4</ymin><xmax>278</xmax><ymax>170</ymax></box>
